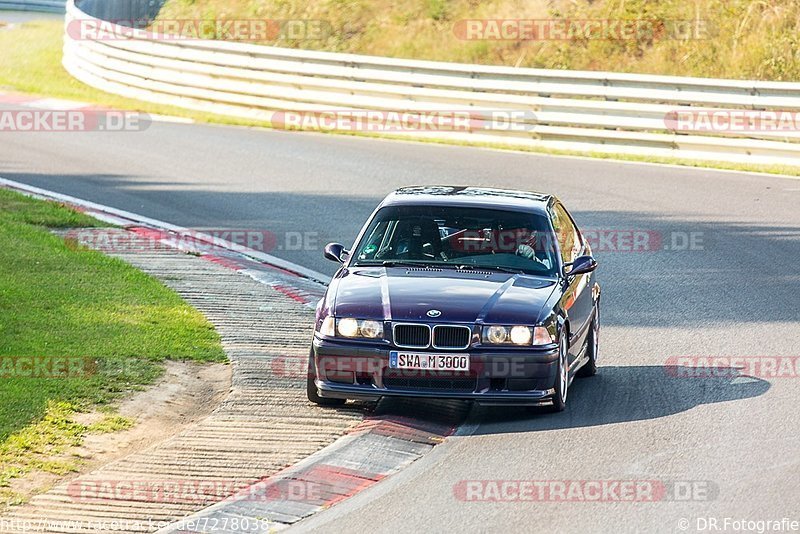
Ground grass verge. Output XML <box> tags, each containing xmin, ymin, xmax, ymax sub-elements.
<box><xmin>0</xmin><ymin>19</ymin><xmax>245</xmax><ymax>125</ymax></box>
<box><xmin>0</xmin><ymin>188</ymin><xmax>225</xmax><ymax>504</ymax></box>
<box><xmin>156</xmin><ymin>0</ymin><xmax>800</xmax><ymax>81</ymax></box>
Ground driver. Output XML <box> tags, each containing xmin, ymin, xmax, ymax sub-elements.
<box><xmin>515</xmin><ymin>230</ymin><xmax>552</xmax><ymax>269</ymax></box>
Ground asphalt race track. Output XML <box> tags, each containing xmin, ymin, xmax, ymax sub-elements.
<box><xmin>3</xmin><ymin>110</ymin><xmax>799</xmax><ymax>532</ymax></box>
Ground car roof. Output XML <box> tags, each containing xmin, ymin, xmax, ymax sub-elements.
<box><xmin>379</xmin><ymin>186</ymin><xmax>555</xmax><ymax>213</ymax></box>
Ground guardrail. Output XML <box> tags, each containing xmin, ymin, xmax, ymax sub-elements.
<box><xmin>62</xmin><ymin>0</ymin><xmax>800</xmax><ymax>166</ymax></box>
<box><xmin>0</xmin><ymin>0</ymin><xmax>64</xmax><ymax>12</ymax></box>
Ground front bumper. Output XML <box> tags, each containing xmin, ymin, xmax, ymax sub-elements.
<box><xmin>311</xmin><ymin>337</ymin><xmax>559</xmax><ymax>406</ymax></box>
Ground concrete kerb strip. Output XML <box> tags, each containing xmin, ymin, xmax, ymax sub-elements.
<box><xmin>0</xmin><ymin>224</ymin><xmax>363</xmax><ymax>532</ymax></box>
<box><xmin>0</xmin><ymin>176</ymin><xmax>330</xmax><ymax>285</ymax></box>
<box><xmin>156</xmin><ymin>407</ymin><xmax>467</xmax><ymax>533</ymax></box>
<box><xmin>0</xmin><ymin>91</ymin><xmax>195</xmax><ymax>126</ymax></box>
<box><xmin>0</xmin><ymin>178</ymin><xmax>470</xmax><ymax>533</ymax></box>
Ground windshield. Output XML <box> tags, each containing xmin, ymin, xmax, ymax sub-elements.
<box><xmin>351</xmin><ymin>205</ymin><xmax>558</xmax><ymax>277</ymax></box>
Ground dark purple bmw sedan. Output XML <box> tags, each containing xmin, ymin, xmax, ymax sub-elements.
<box><xmin>308</xmin><ymin>186</ymin><xmax>600</xmax><ymax>411</ymax></box>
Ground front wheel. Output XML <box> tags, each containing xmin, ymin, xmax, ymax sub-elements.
<box><xmin>548</xmin><ymin>333</ymin><xmax>570</xmax><ymax>412</ymax></box>
<box><xmin>306</xmin><ymin>351</ymin><xmax>345</xmax><ymax>406</ymax></box>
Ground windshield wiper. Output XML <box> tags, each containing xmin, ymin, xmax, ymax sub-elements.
<box><xmin>355</xmin><ymin>260</ymin><xmax>439</xmax><ymax>269</ymax></box>
<box><xmin>381</xmin><ymin>260</ymin><xmax>439</xmax><ymax>268</ymax></box>
<box><xmin>357</xmin><ymin>261</ymin><xmax>526</xmax><ymax>275</ymax></box>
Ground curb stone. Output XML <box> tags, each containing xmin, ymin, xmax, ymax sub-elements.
<box><xmin>0</xmin><ymin>183</ymin><xmax>470</xmax><ymax>533</ymax></box>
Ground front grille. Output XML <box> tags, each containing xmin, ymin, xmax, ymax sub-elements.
<box><xmin>432</xmin><ymin>325</ymin><xmax>472</xmax><ymax>350</ymax></box>
<box><xmin>383</xmin><ymin>370</ymin><xmax>476</xmax><ymax>392</ymax></box>
<box><xmin>393</xmin><ymin>323</ymin><xmax>431</xmax><ymax>348</ymax></box>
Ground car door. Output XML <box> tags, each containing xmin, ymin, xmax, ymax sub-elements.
<box><xmin>550</xmin><ymin>202</ymin><xmax>594</xmax><ymax>364</ymax></box>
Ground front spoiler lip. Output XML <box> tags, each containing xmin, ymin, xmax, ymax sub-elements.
<box><xmin>312</xmin><ymin>337</ymin><xmax>560</xmax><ymax>406</ymax></box>
<box><xmin>315</xmin><ymin>381</ymin><xmax>557</xmax><ymax>406</ymax></box>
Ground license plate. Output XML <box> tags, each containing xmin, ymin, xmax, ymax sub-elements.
<box><xmin>389</xmin><ymin>351</ymin><xmax>470</xmax><ymax>371</ymax></box>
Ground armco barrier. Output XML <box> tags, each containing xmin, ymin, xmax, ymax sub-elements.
<box><xmin>62</xmin><ymin>0</ymin><xmax>800</xmax><ymax>166</ymax></box>
<box><xmin>0</xmin><ymin>0</ymin><xmax>64</xmax><ymax>12</ymax></box>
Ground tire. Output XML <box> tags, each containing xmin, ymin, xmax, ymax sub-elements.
<box><xmin>306</xmin><ymin>351</ymin><xmax>345</xmax><ymax>406</ymax></box>
<box><xmin>577</xmin><ymin>314</ymin><xmax>598</xmax><ymax>378</ymax></box>
<box><xmin>548</xmin><ymin>333</ymin><xmax>570</xmax><ymax>412</ymax></box>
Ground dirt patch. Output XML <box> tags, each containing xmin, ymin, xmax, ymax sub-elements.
<box><xmin>4</xmin><ymin>360</ymin><xmax>231</xmax><ymax>505</ymax></box>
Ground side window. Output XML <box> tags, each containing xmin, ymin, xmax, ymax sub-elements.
<box><xmin>550</xmin><ymin>203</ymin><xmax>582</xmax><ymax>264</ymax></box>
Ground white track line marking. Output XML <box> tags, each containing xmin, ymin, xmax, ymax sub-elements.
<box><xmin>0</xmin><ymin>176</ymin><xmax>330</xmax><ymax>284</ymax></box>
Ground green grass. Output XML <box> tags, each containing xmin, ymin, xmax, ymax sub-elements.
<box><xmin>0</xmin><ymin>189</ymin><xmax>225</xmax><ymax>498</ymax></box>
<box><xmin>155</xmin><ymin>0</ymin><xmax>800</xmax><ymax>81</ymax></box>
<box><xmin>0</xmin><ymin>20</ymin><xmax>250</xmax><ymax>125</ymax></box>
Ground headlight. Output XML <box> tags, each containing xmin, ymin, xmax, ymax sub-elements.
<box><xmin>482</xmin><ymin>325</ymin><xmax>553</xmax><ymax>346</ymax></box>
<box><xmin>509</xmin><ymin>325</ymin><xmax>532</xmax><ymax>345</ymax></box>
<box><xmin>486</xmin><ymin>325</ymin><xmax>508</xmax><ymax>344</ymax></box>
<box><xmin>337</xmin><ymin>318</ymin><xmax>360</xmax><ymax>337</ymax></box>
<box><xmin>328</xmin><ymin>318</ymin><xmax>384</xmax><ymax>339</ymax></box>
<box><xmin>360</xmin><ymin>320</ymin><xmax>383</xmax><ymax>338</ymax></box>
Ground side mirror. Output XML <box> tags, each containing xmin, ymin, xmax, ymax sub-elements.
<box><xmin>563</xmin><ymin>255</ymin><xmax>597</xmax><ymax>277</ymax></box>
<box><xmin>324</xmin><ymin>242</ymin><xmax>348</xmax><ymax>264</ymax></box>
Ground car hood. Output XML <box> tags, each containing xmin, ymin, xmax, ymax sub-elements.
<box><xmin>329</xmin><ymin>266</ymin><xmax>557</xmax><ymax>324</ymax></box>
